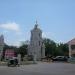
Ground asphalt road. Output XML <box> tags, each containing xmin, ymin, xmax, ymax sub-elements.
<box><xmin>0</xmin><ymin>62</ymin><xmax>75</xmax><ymax>75</ymax></box>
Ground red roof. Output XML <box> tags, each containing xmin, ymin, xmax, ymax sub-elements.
<box><xmin>67</xmin><ymin>38</ymin><xmax>75</xmax><ymax>44</ymax></box>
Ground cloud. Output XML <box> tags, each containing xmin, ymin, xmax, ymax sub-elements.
<box><xmin>7</xmin><ymin>41</ymin><xmax>21</xmax><ymax>47</ymax></box>
<box><xmin>0</xmin><ymin>22</ymin><xmax>20</xmax><ymax>32</ymax></box>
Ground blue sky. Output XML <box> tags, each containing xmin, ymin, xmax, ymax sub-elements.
<box><xmin>0</xmin><ymin>0</ymin><xmax>75</xmax><ymax>46</ymax></box>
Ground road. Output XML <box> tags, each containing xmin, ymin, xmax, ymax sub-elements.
<box><xmin>0</xmin><ymin>62</ymin><xmax>75</xmax><ymax>75</ymax></box>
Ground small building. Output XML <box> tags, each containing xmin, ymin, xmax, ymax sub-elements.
<box><xmin>68</xmin><ymin>38</ymin><xmax>75</xmax><ymax>57</ymax></box>
<box><xmin>28</xmin><ymin>21</ymin><xmax>45</xmax><ymax>60</ymax></box>
<box><xmin>5</xmin><ymin>49</ymin><xmax>16</xmax><ymax>59</ymax></box>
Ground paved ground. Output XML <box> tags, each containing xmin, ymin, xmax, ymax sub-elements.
<box><xmin>0</xmin><ymin>62</ymin><xmax>75</xmax><ymax>75</ymax></box>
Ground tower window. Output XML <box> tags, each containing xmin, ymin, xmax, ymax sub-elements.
<box><xmin>71</xmin><ymin>45</ymin><xmax>75</xmax><ymax>50</ymax></box>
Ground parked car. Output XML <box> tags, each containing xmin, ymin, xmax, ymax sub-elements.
<box><xmin>52</xmin><ymin>56</ymin><xmax>68</xmax><ymax>62</ymax></box>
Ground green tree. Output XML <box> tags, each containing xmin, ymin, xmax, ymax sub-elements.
<box><xmin>60</xmin><ymin>43</ymin><xmax>69</xmax><ymax>56</ymax></box>
<box><xmin>43</xmin><ymin>38</ymin><xmax>69</xmax><ymax>57</ymax></box>
<box><xmin>43</xmin><ymin>38</ymin><xmax>56</xmax><ymax>56</ymax></box>
<box><xmin>54</xmin><ymin>43</ymin><xmax>69</xmax><ymax>56</ymax></box>
<box><xmin>18</xmin><ymin>44</ymin><xmax>28</xmax><ymax>59</ymax></box>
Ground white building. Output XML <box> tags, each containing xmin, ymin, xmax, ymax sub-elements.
<box><xmin>28</xmin><ymin>22</ymin><xmax>45</xmax><ymax>60</ymax></box>
<box><xmin>0</xmin><ymin>35</ymin><xmax>4</xmax><ymax>60</ymax></box>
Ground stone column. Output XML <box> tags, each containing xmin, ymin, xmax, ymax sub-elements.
<box><xmin>69</xmin><ymin>44</ymin><xmax>71</xmax><ymax>58</ymax></box>
<box><xmin>42</xmin><ymin>43</ymin><xmax>45</xmax><ymax>58</ymax></box>
<box><xmin>17</xmin><ymin>54</ymin><xmax>21</xmax><ymax>65</ymax></box>
<box><xmin>33</xmin><ymin>52</ymin><xmax>37</xmax><ymax>63</ymax></box>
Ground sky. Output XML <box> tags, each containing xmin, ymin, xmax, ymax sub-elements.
<box><xmin>0</xmin><ymin>0</ymin><xmax>75</xmax><ymax>46</ymax></box>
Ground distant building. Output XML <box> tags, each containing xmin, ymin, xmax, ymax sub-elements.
<box><xmin>28</xmin><ymin>21</ymin><xmax>45</xmax><ymax>60</ymax></box>
<box><xmin>68</xmin><ymin>38</ymin><xmax>75</xmax><ymax>57</ymax></box>
<box><xmin>0</xmin><ymin>35</ymin><xmax>4</xmax><ymax>60</ymax></box>
<box><xmin>5</xmin><ymin>49</ymin><xmax>16</xmax><ymax>59</ymax></box>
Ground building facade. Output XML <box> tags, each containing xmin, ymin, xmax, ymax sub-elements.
<box><xmin>28</xmin><ymin>22</ymin><xmax>45</xmax><ymax>60</ymax></box>
<box><xmin>68</xmin><ymin>38</ymin><xmax>75</xmax><ymax>57</ymax></box>
<box><xmin>0</xmin><ymin>35</ymin><xmax>4</xmax><ymax>60</ymax></box>
<box><xmin>5</xmin><ymin>49</ymin><xmax>16</xmax><ymax>60</ymax></box>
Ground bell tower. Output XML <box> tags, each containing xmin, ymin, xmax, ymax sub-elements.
<box><xmin>28</xmin><ymin>21</ymin><xmax>45</xmax><ymax>60</ymax></box>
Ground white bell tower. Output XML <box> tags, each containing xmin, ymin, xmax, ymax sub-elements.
<box><xmin>28</xmin><ymin>21</ymin><xmax>45</xmax><ymax>60</ymax></box>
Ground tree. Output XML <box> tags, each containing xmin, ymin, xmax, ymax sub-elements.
<box><xmin>53</xmin><ymin>43</ymin><xmax>69</xmax><ymax>56</ymax></box>
<box><xmin>43</xmin><ymin>38</ymin><xmax>69</xmax><ymax>57</ymax></box>
<box><xmin>18</xmin><ymin>44</ymin><xmax>28</xmax><ymax>59</ymax></box>
<box><xmin>61</xmin><ymin>43</ymin><xmax>69</xmax><ymax>56</ymax></box>
<box><xmin>43</xmin><ymin>38</ymin><xmax>56</xmax><ymax>56</ymax></box>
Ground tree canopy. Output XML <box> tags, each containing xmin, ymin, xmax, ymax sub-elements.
<box><xmin>43</xmin><ymin>38</ymin><xmax>69</xmax><ymax>57</ymax></box>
